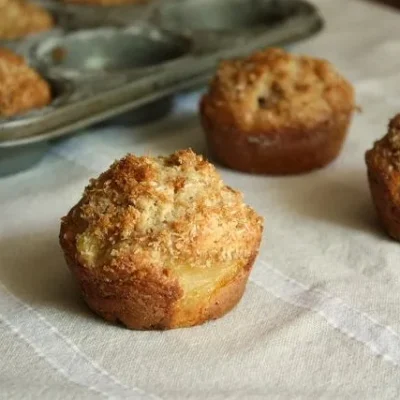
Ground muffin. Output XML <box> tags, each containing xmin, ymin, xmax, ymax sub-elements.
<box><xmin>59</xmin><ymin>149</ymin><xmax>263</xmax><ymax>330</ymax></box>
<box><xmin>200</xmin><ymin>48</ymin><xmax>355</xmax><ymax>175</ymax></box>
<box><xmin>365</xmin><ymin>115</ymin><xmax>400</xmax><ymax>241</ymax></box>
<box><xmin>0</xmin><ymin>48</ymin><xmax>52</xmax><ymax>117</ymax></box>
<box><xmin>0</xmin><ymin>0</ymin><xmax>54</xmax><ymax>40</ymax></box>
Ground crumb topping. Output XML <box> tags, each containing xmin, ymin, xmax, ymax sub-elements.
<box><xmin>0</xmin><ymin>0</ymin><xmax>53</xmax><ymax>40</ymax></box>
<box><xmin>62</xmin><ymin>149</ymin><xmax>263</xmax><ymax>272</ymax></box>
<box><xmin>367</xmin><ymin>114</ymin><xmax>400</xmax><ymax>172</ymax></box>
<box><xmin>202</xmin><ymin>48</ymin><xmax>355</xmax><ymax>132</ymax></box>
<box><xmin>0</xmin><ymin>48</ymin><xmax>52</xmax><ymax>117</ymax></box>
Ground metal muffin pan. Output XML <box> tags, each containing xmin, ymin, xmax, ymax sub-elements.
<box><xmin>0</xmin><ymin>0</ymin><xmax>323</xmax><ymax>176</ymax></box>
<box><xmin>35</xmin><ymin>25</ymin><xmax>191</xmax><ymax>73</ymax></box>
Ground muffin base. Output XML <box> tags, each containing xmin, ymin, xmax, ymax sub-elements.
<box><xmin>367</xmin><ymin>167</ymin><xmax>400</xmax><ymax>241</ymax></box>
<box><xmin>201</xmin><ymin>106</ymin><xmax>353</xmax><ymax>175</ymax></box>
<box><xmin>64</xmin><ymin>249</ymin><xmax>259</xmax><ymax>330</ymax></box>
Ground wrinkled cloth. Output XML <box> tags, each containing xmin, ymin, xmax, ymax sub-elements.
<box><xmin>2</xmin><ymin>0</ymin><xmax>400</xmax><ymax>398</ymax></box>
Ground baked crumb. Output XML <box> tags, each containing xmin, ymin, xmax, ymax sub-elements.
<box><xmin>0</xmin><ymin>48</ymin><xmax>52</xmax><ymax>117</ymax></box>
<box><xmin>66</xmin><ymin>149</ymin><xmax>262</xmax><ymax>269</ymax></box>
<box><xmin>0</xmin><ymin>0</ymin><xmax>54</xmax><ymax>40</ymax></box>
<box><xmin>204</xmin><ymin>48</ymin><xmax>355</xmax><ymax>132</ymax></box>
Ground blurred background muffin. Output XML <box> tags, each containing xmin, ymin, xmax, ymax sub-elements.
<box><xmin>0</xmin><ymin>0</ymin><xmax>54</xmax><ymax>40</ymax></box>
<box><xmin>366</xmin><ymin>114</ymin><xmax>400</xmax><ymax>241</ymax></box>
<box><xmin>201</xmin><ymin>48</ymin><xmax>355</xmax><ymax>175</ymax></box>
<box><xmin>0</xmin><ymin>48</ymin><xmax>52</xmax><ymax>117</ymax></box>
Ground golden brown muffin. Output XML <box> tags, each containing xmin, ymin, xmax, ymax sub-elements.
<box><xmin>0</xmin><ymin>48</ymin><xmax>52</xmax><ymax>117</ymax></box>
<box><xmin>60</xmin><ymin>149</ymin><xmax>263</xmax><ymax>330</ymax></box>
<box><xmin>63</xmin><ymin>0</ymin><xmax>146</xmax><ymax>6</ymax></box>
<box><xmin>200</xmin><ymin>48</ymin><xmax>355</xmax><ymax>175</ymax></box>
<box><xmin>0</xmin><ymin>0</ymin><xmax>54</xmax><ymax>40</ymax></box>
<box><xmin>365</xmin><ymin>114</ymin><xmax>400</xmax><ymax>241</ymax></box>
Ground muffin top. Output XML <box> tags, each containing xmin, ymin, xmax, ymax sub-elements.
<box><xmin>0</xmin><ymin>48</ymin><xmax>52</xmax><ymax>117</ymax></box>
<box><xmin>366</xmin><ymin>114</ymin><xmax>400</xmax><ymax>174</ymax></box>
<box><xmin>202</xmin><ymin>48</ymin><xmax>355</xmax><ymax>132</ymax></box>
<box><xmin>61</xmin><ymin>149</ymin><xmax>263</xmax><ymax>275</ymax></box>
<box><xmin>0</xmin><ymin>0</ymin><xmax>54</xmax><ymax>40</ymax></box>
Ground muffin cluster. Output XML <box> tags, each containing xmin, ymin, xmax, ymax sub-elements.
<box><xmin>58</xmin><ymin>47</ymin><xmax>360</xmax><ymax>330</ymax></box>
<box><xmin>58</xmin><ymin>46</ymin><xmax>400</xmax><ymax>328</ymax></box>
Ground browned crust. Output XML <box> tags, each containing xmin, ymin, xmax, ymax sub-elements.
<box><xmin>0</xmin><ymin>48</ymin><xmax>52</xmax><ymax>117</ymax></box>
<box><xmin>65</xmin><ymin>254</ymin><xmax>183</xmax><ymax>330</ymax></box>
<box><xmin>200</xmin><ymin>48</ymin><xmax>355</xmax><ymax>175</ymax></box>
<box><xmin>60</xmin><ymin>204</ymin><xmax>183</xmax><ymax>329</ymax></box>
<box><xmin>201</xmin><ymin>96</ymin><xmax>353</xmax><ymax>174</ymax></box>
<box><xmin>366</xmin><ymin>167</ymin><xmax>400</xmax><ymax>241</ymax></box>
<box><xmin>60</xmin><ymin>223</ymin><xmax>261</xmax><ymax>330</ymax></box>
<box><xmin>365</xmin><ymin>114</ymin><xmax>400</xmax><ymax>241</ymax></box>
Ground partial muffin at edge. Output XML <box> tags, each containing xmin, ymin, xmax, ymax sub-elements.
<box><xmin>200</xmin><ymin>47</ymin><xmax>355</xmax><ymax>175</ymax></box>
<box><xmin>365</xmin><ymin>114</ymin><xmax>400</xmax><ymax>241</ymax></box>
<box><xmin>0</xmin><ymin>48</ymin><xmax>52</xmax><ymax>117</ymax></box>
<box><xmin>59</xmin><ymin>149</ymin><xmax>263</xmax><ymax>330</ymax></box>
<box><xmin>0</xmin><ymin>0</ymin><xmax>54</xmax><ymax>40</ymax></box>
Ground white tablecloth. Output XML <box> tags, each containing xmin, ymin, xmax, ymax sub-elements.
<box><xmin>2</xmin><ymin>0</ymin><xmax>400</xmax><ymax>398</ymax></box>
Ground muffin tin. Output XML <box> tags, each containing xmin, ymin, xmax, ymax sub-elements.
<box><xmin>0</xmin><ymin>0</ymin><xmax>323</xmax><ymax>176</ymax></box>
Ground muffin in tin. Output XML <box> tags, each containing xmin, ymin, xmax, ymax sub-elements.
<box><xmin>366</xmin><ymin>114</ymin><xmax>400</xmax><ymax>241</ymax></box>
<box><xmin>0</xmin><ymin>0</ymin><xmax>54</xmax><ymax>40</ymax></box>
<box><xmin>200</xmin><ymin>48</ymin><xmax>355</xmax><ymax>175</ymax></box>
<box><xmin>0</xmin><ymin>48</ymin><xmax>52</xmax><ymax>117</ymax></box>
<box><xmin>60</xmin><ymin>149</ymin><xmax>263</xmax><ymax>330</ymax></box>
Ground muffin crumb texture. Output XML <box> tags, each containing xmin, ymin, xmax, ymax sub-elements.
<box><xmin>368</xmin><ymin>114</ymin><xmax>400</xmax><ymax>172</ymax></box>
<box><xmin>60</xmin><ymin>149</ymin><xmax>263</xmax><ymax>329</ymax></box>
<box><xmin>366</xmin><ymin>114</ymin><xmax>400</xmax><ymax>241</ymax></box>
<box><xmin>0</xmin><ymin>48</ymin><xmax>52</xmax><ymax>117</ymax></box>
<box><xmin>203</xmin><ymin>48</ymin><xmax>354</xmax><ymax>132</ymax></box>
<box><xmin>0</xmin><ymin>0</ymin><xmax>54</xmax><ymax>40</ymax></box>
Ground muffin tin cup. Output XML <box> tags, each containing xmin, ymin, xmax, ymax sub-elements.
<box><xmin>0</xmin><ymin>0</ymin><xmax>323</xmax><ymax>176</ymax></box>
<box><xmin>33</xmin><ymin>25</ymin><xmax>191</xmax><ymax>75</ymax></box>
